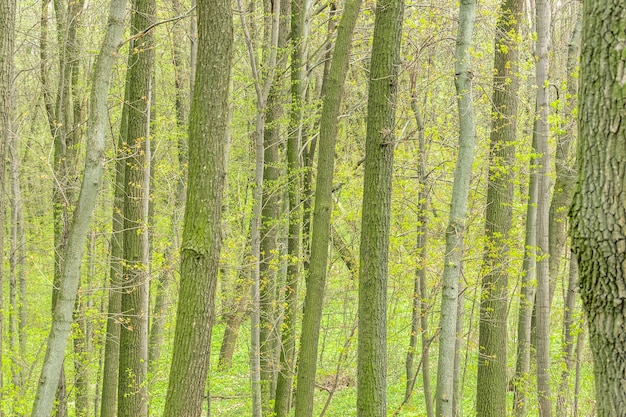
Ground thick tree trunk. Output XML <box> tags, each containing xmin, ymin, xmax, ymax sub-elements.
<box><xmin>476</xmin><ymin>0</ymin><xmax>521</xmax><ymax>414</ymax></box>
<box><xmin>570</xmin><ymin>0</ymin><xmax>626</xmax><ymax>414</ymax></box>
<box><xmin>356</xmin><ymin>0</ymin><xmax>404</xmax><ymax>415</ymax></box>
<box><xmin>161</xmin><ymin>0</ymin><xmax>233</xmax><ymax>415</ymax></box>
<box><xmin>434</xmin><ymin>0</ymin><xmax>476</xmax><ymax>415</ymax></box>
<box><xmin>30</xmin><ymin>0</ymin><xmax>127</xmax><ymax>414</ymax></box>
<box><xmin>293</xmin><ymin>1</ymin><xmax>362</xmax><ymax>416</ymax></box>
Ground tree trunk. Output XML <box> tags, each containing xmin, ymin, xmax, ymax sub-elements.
<box><xmin>0</xmin><ymin>0</ymin><xmax>14</xmax><ymax>413</ymax></box>
<box><xmin>161</xmin><ymin>0</ymin><xmax>233</xmax><ymax>415</ymax></box>
<box><xmin>356</xmin><ymin>0</ymin><xmax>404</xmax><ymax>415</ymax></box>
<box><xmin>512</xmin><ymin>131</ymin><xmax>538</xmax><ymax>417</ymax></box>
<box><xmin>29</xmin><ymin>0</ymin><xmax>127</xmax><ymax>413</ymax></box>
<box><xmin>534</xmin><ymin>0</ymin><xmax>552</xmax><ymax>414</ymax></box>
<box><xmin>273</xmin><ymin>1</ymin><xmax>307</xmax><ymax>414</ymax></box>
<box><xmin>476</xmin><ymin>0</ymin><xmax>521</xmax><ymax>414</ymax></box>
<box><xmin>116</xmin><ymin>1</ymin><xmax>155</xmax><ymax>415</ymax></box>
<box><xmin>569</xmin><ymin>0</ymin><xmax>626</xmax><ymax>414</ymax></box>
<box><xmin>293</xmin><ymin>2</ymin><xmax>362</xmax><ymax>416</ymax></box>
<box><xmin>434</xmin><ymin>0</ymin><xmax>477</xmax><ymax>415</ymax></box>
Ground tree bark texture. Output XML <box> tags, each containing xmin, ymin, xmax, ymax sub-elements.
<box><xmin>161</xmin><ymin>0</ymin><xmax>233</xmax><ymax>415</ymax></box>
<box><xmin>356</xmin><ymin>0</ymin><xmax>404</xmax><ymax>415</ymax></box>
<box><xmin>0</xmin><ymin>0</ymin><xmax>15</xmax><ymax>413</ymax></box>
<box><xmin>116</xmin><ymin>0</ymin><xmax>155</xmax><ymax>414</ymax></box>
<box><xmin>434</xmin><ymin>0</ymin><xmax>476</xmax><ymax>415</ymax></box>
<box><xmin>476</xmin><ymin>0</ymin><xmax>521</xmax><ymax>414</ymax></box>
<box><xmin>30</xmin><ymin>0</ymin><xmax>127</xmax><ymax>414</ymax></box>
<box><xmin>570</xmin><ymin>0</ymin><xmax>626</xmax><ymax>415</ymax></box>
<box><xmin>293</xmin><ymin>1</ymin><xmax>363</xmax><ymax>416</ymax></box>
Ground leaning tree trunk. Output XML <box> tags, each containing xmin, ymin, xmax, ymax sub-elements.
<box><xmin>475</xmin><ymin>0</ymin><xmax>521</xmax><ymax>414</ymax></box>
<box><xmin>293</xmin><ymin>1</ymin><xmax>362</xmax><ymax>416</ymax></box>
<box><xmin>160</xmin><ymin>0</ymin><xmax>233</xmax><ymax>415</ymax></box>
<box><xmin>434</xmin><ymin>0</ymin><xmax>477</xmax><ymax>415</ymax></box>
<box><xmin>356</xmin><ymin>0</ymin><xmax>404</xmax><ymax>416</ymax></box>
<box><xmin>29</xmin><ymin>0</ymin><xmax>127</xmax><ymax>414</ymax></box>
<box><xmin>569</xmin><ymin>0</ymin><xmax>626</xmax><ymax>415</ymax></box>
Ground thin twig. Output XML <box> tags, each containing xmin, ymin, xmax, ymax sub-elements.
<box><xmin>118</xmin><ymin>6</ymin><xmax>196</xmax><ymax>47</ymax></box>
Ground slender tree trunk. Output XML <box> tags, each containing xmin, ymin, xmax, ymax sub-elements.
<box><xmin>534</xmin><ymin>0</ymin><xmax>552</xmax><ymax>414</ymax></box>
<box><xmin>273</xmin><ymin>2</ymin><xmax>307</xmax><ymax>414</ymax></box>
<box><xmin>512</xmin><ymin>131</ymin><xmax>538</xmax><ymax>417</ymax></box>
<box><xmin>99</xmin><ymin>92</ymin><xmax>128</xmax><ymax>417</ymax></box>
<box><xmin>476</xmin><ymin>0</ymin><xmax>521</xmax><ymax>414</ymax></box>
<box><xmin>116</xmin><ymin>1</ymin><xmax>155</xmax><ymax>415</ymax></box>
<box><xmin>404</xmin><ymin>78</ymin><xmax>434</xmax><ymax>416</ymax></box>
<box><xmin>0</xmin><ymin>0</ymin><xmax>15</xmax><ymax>414</ymax></box>
<box><xmin>260</xmin><ymin>3</ymin><xmax>290</xmax><ymax>409</ymax></box>
<box><xmin>161</xmin><ymin>0</ymin><xmax>233</xmax><ymax>415</ymax></box>
<box><xmin>434</xmin><ymin>0</ymin><xmax>477</xmax><ymax>415</ymax></box>
<box><xmin>30</xmin><ymin>0</ymin><xmax>127</xmax><ymax>413</ymax></box>
<box><xmin>356</xmin><ymin>0</ymin><xmax>404</xmax><ymax>415</ymax></box>
<box><xmin>293</xmin><ymin>2</ymin><xmax>362</xmax><ymax>416</ymax></box>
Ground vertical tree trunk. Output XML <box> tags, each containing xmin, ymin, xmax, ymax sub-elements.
<box><xmin>570</xmin><ymin>0</ymin><xmax>626</xmax><ymax>414</ymax></box>
<box><xmin>293</xmin><ymin>2</ymin><xmax>362</xmax><ymax>416</ymax></box>
<box><xmin>160</xmin><ymin>0</ymin><xmax>233</xmax><ymax>415</ymax></box>
<box><xmin>356</xmin><ymin>0</ymin><xmax>404</xmax><ymax>415</ymax></box>
<box><xmin>116</xmin><ymin>0</ymin><xmax>155</xmax><ymax>415</ymax></box>
<box><xmin>260</xmin><ymin>2</ymin><xmax>290</xmax><ymax>409</ymax></box>
<box><xmin>404</xmin><ymin>77</ymin><xmax>434</xmax><ymax>416</ymax></box>
<box><xmin>30</xmin><ymin>0</ymin><xmax>127</xmax><ymax>413</ymax></box>
<box><xmin>0</xmin><ymin>0</ymin><xmax>15</xmax><ymax>414</ymax></box>
<box><xmin>476</xmin><ymin>0</ymin><xmax>521</xmax><ymax>414</ymax></box>
<box><xmin>512</xmin><ymin>132</ymin><xmax>538</xmax><ymax>417</ymax></box>
<box><xmin>273</xmin><ymin>1</ymin><xmax>307</xmax><ymax>413</ymax></box>
<box><xmin>434</xmin><ymin>0</ymin><xmax>477</xmax><ymax>416</ymax></box>
<box><xmin>534</xmin><ymin>0</ymin><xmax>552</xmax><ymax>414</ymax></box>
<box><xmin>99</xmin><ymin>95</ymin><xmax>128</xmax><ymax>417</ymax></box>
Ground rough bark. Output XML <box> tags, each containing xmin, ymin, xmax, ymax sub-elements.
<box><xmin>29</xmin><ymin>0</ymin><xmax>127</xmax><ymax>414</ymax></box>
<box><xmin>160</xmin><ymin>0</ymin><xmax>233</xmax><ymax>414</ymax></box>
<box><xmin>356</xmin><ymin>0</ymin><xmax>404</xmax><ymax>415</ymax></box>
<box><xmin>116</xmin><ymin>0</ymin><xmax>155</xmax><ymax>414</ymax></box>
<box><xmin>434</xmin><ymin>0</ymin><xmax>477</xmax><ymax>415</ymax></box>
<box><xmin>569</xmin><ymin>0</ymin><xmax>626</xmax><ymax>414</ymax></box>
<box><xmin>293</xmin><ymin>1</ymin><xmax>363</xmax><ymax>416</ymax></box>
<box><xmin>0</xmin><ymin>0</ymin><xmax>15</xmax><ymax>413</ymax></box>
<box><xmin>475</xmin><ymin>0</ymin><xmax>521</xmax><ymax>414</ymax></box>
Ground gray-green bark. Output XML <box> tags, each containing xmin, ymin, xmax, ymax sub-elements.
<box><xmin>569</xmin><ymin>0</ymin><xmax>626</xmax><ymax>414</ymax></box>
<box><xmin>434</xmin><ymin>0</ymin><xmax>476</xmax><ymax>416</ymax></box>
<box><xmin>273</xmin><ymin>0</ymin><xmax>307</xmax><ymax>414</ymax></box>
<box><xmin>161</xmin><ymin>0</ymin><xmax>233</xmax><ymax>415</ymax></box>
<box><xmin>512</xmin><ymin>131</ymin><xmax>538</xmax><ymax>417</ymax></box>
<box><xmin>534</xmin><ymin>0</ymin><xmax>552</xmax><ymax>414</ymax></box>
<box><xmin>30</xmin><ymin>0</ymin><xmax>127</xmax><ymax>414</ymax></box>
<box><xmin>293</xmin><ymin>1</ymin><xmax>363</xmax><ymax>415</ymax></box>
<box><xmin>260</xmin><ymin>2</ymin><xmax>290</xmax><ymax>408</ymax></box>
<box><xmin>476</xmin><ymin>0</ymin><xmax>521</xmax><ymax>414</ymax></box>
<box><xmin>99</xmin><ymin>97</ymin><xmax>128</xmax><ymax>417</ymax></box>
<box><xmin>116</xmin><ymin>0</ymin><xmax>155</xmax><ymax>414</ymax></box>
<box><xmin>356</xmin><ymin>0</ymin><xmax>404</xmax><ymax>415</ymax></box>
